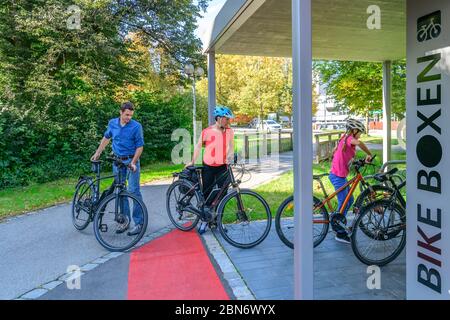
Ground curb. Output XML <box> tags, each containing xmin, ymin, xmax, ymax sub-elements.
<box><xmin>202</xmin><ymin>231</ymin><xmax>255</xmax><ymax>300</ymax></box>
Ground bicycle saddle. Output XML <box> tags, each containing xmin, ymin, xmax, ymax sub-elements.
<box><xmin>374</xmin><ymin>168</ymin><xmax>399</xmax><ymax>182</ymax></box>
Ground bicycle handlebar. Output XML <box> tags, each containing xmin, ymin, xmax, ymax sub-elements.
<box><xmin>106</xmin><ymin>156</ymin><xmax>132</xmax><ymax>169</ymax></box>
<box><xmin>352</xmin><ymin>154</ymin><xmax>377</xmax><ymax>170</ymax></box>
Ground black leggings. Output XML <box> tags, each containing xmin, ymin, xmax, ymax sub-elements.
<box><xmin>201</xmin><ymin>164</ymin><xmax>230</xmax><ymax>206</ymax></box>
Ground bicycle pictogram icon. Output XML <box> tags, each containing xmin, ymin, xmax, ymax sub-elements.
<box><xmin>417</xmin><ymin>11</ymin><xmax>442</xmax><ymax>42</ymax></box>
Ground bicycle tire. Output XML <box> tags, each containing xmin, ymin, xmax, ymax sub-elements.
<box><xmin>217</xmin><ymin>189</ymin><xmax>271</xmax><ymax>249</ymax></box>
<box><xmin>430</xmin><ymin>24</ymin><xmax>441</xmax><ymax>39</ymax></box>
<box><xmin>72</xmin><ymin>178</ymin><xmax>95</xmax><ymax>231</ymax></box>
<box><xmin>417</xmin><ymin>28</ymin><xmax>428</xmax><ymax>42</ymax></box>
<box><xmin>351</xmin><ymin>199</ymin><xmax>406</xmax><ymax>266</ymax></box>
<box><xmin>354</xmin><ymin>185</ymin><xmax>395</xmax><ymax>213</ymax></box>
<box><xmin>275</xmin><ymin>195</ymin><xmax>329</xmax><ymax>249</ymax></box>
<box><xmin>166</xmin><ymin>179</ymin><xmax>201</xmax><ymax>231</ymax></box>
<box><xmin>93</xmin><ymin>191</ymin><xmax>148</xmax><ymax>252</ymax></box>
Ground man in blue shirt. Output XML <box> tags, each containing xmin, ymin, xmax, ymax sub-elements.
<box><xmin>91</xmin><ymin>101</ymin><xmax>145</xmax><ymax>236</ymax></box>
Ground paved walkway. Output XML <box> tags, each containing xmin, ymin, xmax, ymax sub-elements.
<box><xmin>1</xmin><ymin>149</ymin><xmax>408</xmax><ymax>300</ymax></box>
<box><xmin>0</xmin><ymin>153</ymin><xmax>293</xmax><ymax>300</ymax></box>
<box><xmin>214</xmin><ymin>218</ymin><xmax>406</xmax><ymax>300</ymax></box>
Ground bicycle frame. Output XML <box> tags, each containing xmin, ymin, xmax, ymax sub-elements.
<box><xmin>314</xmin><ymin>171</ymin><xmax>369</xmax><ymax>224</ymax></box>
<box><xmin>76</xmin><ymin>164</ymin><xmax>129</xmax><ymax>213</ymax></box>
<box><xmin>177</xmin><ymin>165</ymin><xmax>243</xmax><ymax>218</ymax></box>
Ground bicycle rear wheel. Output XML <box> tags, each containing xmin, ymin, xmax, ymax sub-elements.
<box><xmin>166</xmin><ymin>179</ymin><xmax>201</xmax><ymax>231</ymax></box>
<box><xmin>93</xmin><ymin>191</ymin><xmax>148</xmax><ymax>252</ymax></box>
<box><xmin>217</xmin><ymin>189</ymin><xmax>271</xmax><ymax>249</ymax></box>
<box><xmin>72</xmin><ymin>178</ymin><xmax>95</xmax><ymax>231</ymax></box>
<box><xmin>275</xmin><ymin>196</ymin><xmax>329</xmax><ymax>249</ymax></box>
<box><xmin>351</xmin><ymin>199</ymin><xmax>406</xmax><ymax>266</ymax></box>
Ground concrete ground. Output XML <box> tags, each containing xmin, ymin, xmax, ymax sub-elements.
<box><xmin>214</xmin><ymin>217</ymin><xmax>406</xmax><ymax>300</ymax></box>
<box><xmin>1</xmin><ymin>150</ymin><xmax>408</xmax><ymax>300</ymax></box>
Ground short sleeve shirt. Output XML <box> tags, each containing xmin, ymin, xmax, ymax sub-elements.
<box><xmin>104</xmin><ymin>118</ymin><xmax>144</xmax><ymax>156</ymax></box>
<box><xmin>201</xmin><ymin>126</ymin><xmax>234</xmax><ymax>167</ymax></box>
<box><xmin>330</xmin><ymin>134</ymin><xmax>356</xmax><ymax>177</ymax></box>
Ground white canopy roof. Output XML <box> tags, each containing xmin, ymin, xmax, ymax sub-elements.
<box><xmin>205</xmin><ymin>0</ymin><xmax>406</xmax><ymax>62</ymax></box>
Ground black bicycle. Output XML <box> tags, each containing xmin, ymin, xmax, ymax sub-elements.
<box><xmin>351</xmin><ymin>167</ymin><xmax>406</xmax><ymax>266</ymax></box>
<box><xmin>166</xmin><ymin>156</ymin><xmax>271</xmax><ymax>249</ymax></box>
<box><xmin>72</xmin><ymin>156</ymin><xmax>148</xmax><ymax>252</ymax></box>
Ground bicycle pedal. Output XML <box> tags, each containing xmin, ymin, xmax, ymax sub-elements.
<box><xmin>100</xmin><ymin>224</ymin><xmax>108</xmax><ymax>232</ymax></box>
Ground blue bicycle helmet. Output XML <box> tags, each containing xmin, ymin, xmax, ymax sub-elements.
<box><xmin>213</xmin><ymin>105</ymin><xmax>234</xmax><ymax>119</ymax></box>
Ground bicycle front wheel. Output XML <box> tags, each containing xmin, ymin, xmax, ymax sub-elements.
<box><xmin>93</xmin><ymin>191</ymin><xmax>148</xmax><ymax>252</ymax></box>
<box><xmin>275</xmin><ymin>196</ymin><xmax>329</xmax><ymax>249</ymax></box>
<box><xmin>72</xmin><ymin>178</ymin><xmax>95</xmax><ymax>231</ymax></box>
<box><xmin>217</xmin><ymin>189</ymin><xmax>271</xmax><ymax>249</ymax></box>
<box><xmin>351</xmin><ymin>199</ymin><xmax>406</xmax><ymax>266</ymax></box>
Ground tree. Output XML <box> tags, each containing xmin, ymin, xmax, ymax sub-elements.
<box><xmin>0</xmin><ymin>0</ymin><xmax>212</xmax><ymax>188</ymax></box>
<box><xmin>313</xmin><ymin>60</ymin><xmax>406</xmax><ymax>119</ymax></box>
<box><xmin>0</xmin><ymin>0</ymin><xmax>210</xmax><ymax>108</ymax></box>
<box><xmin>196</xmin><ymin>55</ymin><xmax>318</xmax><ymax>124</ymax></box>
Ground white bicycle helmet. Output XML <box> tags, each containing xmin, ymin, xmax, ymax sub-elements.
<box><xmin>346</xmin><ymin>118</ymin><xmax>366</xmax><ymax>134</ymax></box>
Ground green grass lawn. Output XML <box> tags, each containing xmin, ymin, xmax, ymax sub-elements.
<box><xmin>0</xmin><ymin>162</ymin><xmax>183</xmax><ymax>220</ymax></box>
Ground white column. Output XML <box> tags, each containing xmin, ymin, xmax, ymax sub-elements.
<box><xmin>292</xmin><ymin>0</ymin><xmax>313</xmax><ymax>300</ymax></box>
<box><xmin>382</xmin><ymin>60</ymin><xmax>392</xmax><ymax>165</ymax></box>
<box><xmin>208</xmin><ymin>52</ymin><xmax>216</xmax><ymax>125</ymax></box>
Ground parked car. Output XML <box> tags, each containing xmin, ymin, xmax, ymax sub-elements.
<box><xmin>249</xmin><ymin>119</ymin><xmax>282</xmax><ymax>133</ymax></box>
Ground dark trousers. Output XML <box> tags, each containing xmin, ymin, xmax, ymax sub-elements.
<box><xmin>201</xmin><ymin>164</ymin><xmax>229</xmax><ymax>206</ymax></box>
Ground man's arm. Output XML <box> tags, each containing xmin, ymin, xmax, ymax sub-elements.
<box><xmin>131</xmin><ymin>147</ymin><xmax>143</xmax><ymax>169</ymax></box>
<box><xmin>91</xmin><ymin>137</ymin><xmax>111</xmax><ymax>161</ymax></box>
<box><xmin>130</xmin><ymin>124</ymin><xmax>145</xmax><ymax>171</ymax></box>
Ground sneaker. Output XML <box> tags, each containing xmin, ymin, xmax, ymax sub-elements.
<box><xmin>127</xmin><ymin>224</ymin><xmax>143</xmax><ymax>236</ymax></box>
<box><xmin>335</xmin><ymin>233</ymin><xmax>351</xmax><ymax>244</ymax></box>
<box><xmin>115</xmin><ymin>215</ymin><xmax>130</xmax><ymax>234</ymax></box>
<box><xmin>198</xmin><ymin>222</ymin><xmax>208</xmax><ymax>235</ymax></box>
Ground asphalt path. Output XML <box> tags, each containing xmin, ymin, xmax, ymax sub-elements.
<box><xmin>0</xmin><ymin>153</ymin><xmax>293</xmax><ymax>299</ymax></box>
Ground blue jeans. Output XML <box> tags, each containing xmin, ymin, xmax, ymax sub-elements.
<box><xmin>113</xmin><ymin>159</ymin><xmax>144</xmax><ymax>225</ymax></box>
<box><xmin>329</xmin><ymin>173</ymin><xmax>354</xmax><ymax>234</ymax></box>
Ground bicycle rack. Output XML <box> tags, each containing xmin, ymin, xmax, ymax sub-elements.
<box><xmin>363</xmin><ymin>160</ymin><xmax>407</xmax><ymax>185</ymax></box>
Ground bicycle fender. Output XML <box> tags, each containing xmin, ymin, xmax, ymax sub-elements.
<box><xmin>76</xmin><ymin>176</ymin><xmax>92</xmax><ymax>189</ymax></box>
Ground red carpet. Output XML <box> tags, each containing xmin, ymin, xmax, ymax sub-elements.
<box><xmin>127</xmin><ymin>229</ymin><xmax>230</xmax><ymax>300</ymax></box>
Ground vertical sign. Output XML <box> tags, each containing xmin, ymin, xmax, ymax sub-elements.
<box><xmin>407</xmin><ymin>0</ymin><xmax>450</xmax><ymax>299</ymax></box>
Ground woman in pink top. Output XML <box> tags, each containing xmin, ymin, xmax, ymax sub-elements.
<box><xmin>329</xmin><ymin>118</ymin><xmax>373</xmax><ymax>244</ymax></box>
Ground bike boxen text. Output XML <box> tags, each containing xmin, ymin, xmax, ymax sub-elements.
<box><xmin>414</xmin><ymin>48</ymin><xmax>443</xmax><ymax>293</ymax></box>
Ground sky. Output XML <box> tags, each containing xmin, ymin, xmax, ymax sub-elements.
<box><xmin>195</xmin><ymin>0</ymin><xmax>227</xmax><ymax>49</ymax></box>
